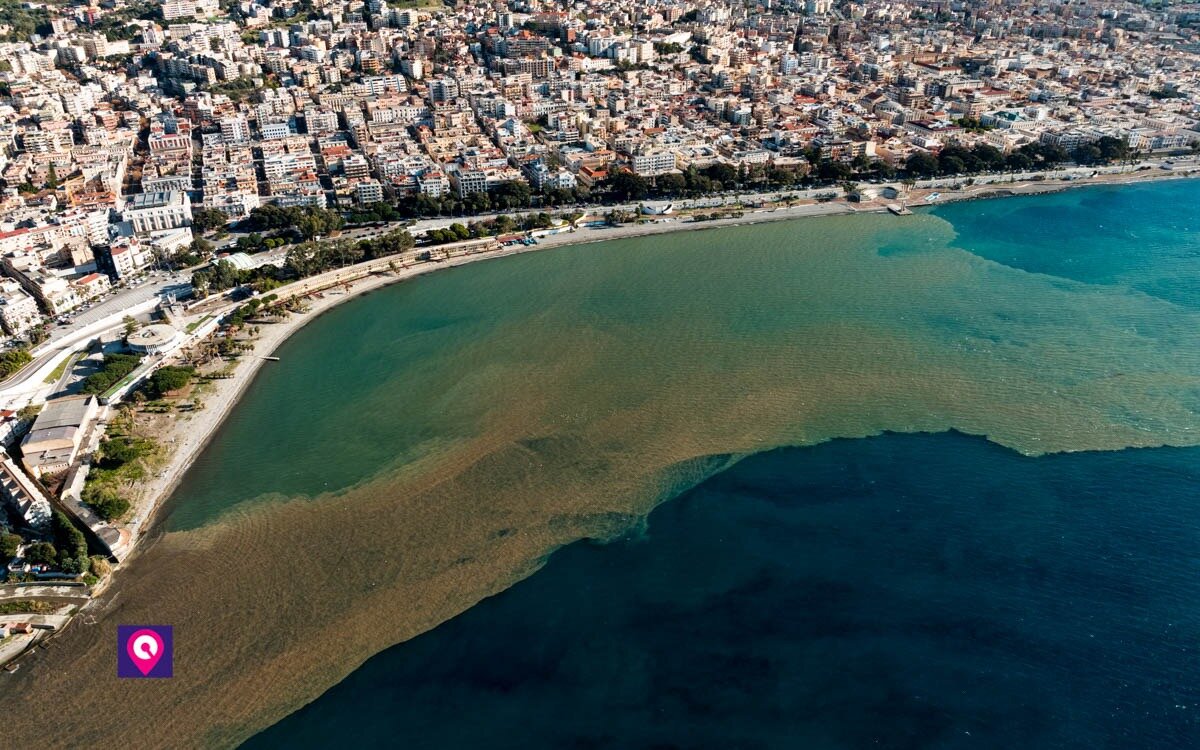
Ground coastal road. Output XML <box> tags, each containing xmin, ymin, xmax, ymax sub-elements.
<box><xmin>334</xmin><ymin>157</ymin><xmax>1200</xmax><ymax>243</ymax></box>
<box><xmin>0</xmin><ymin>277</ymin><xmax>196</xmax><ymax>410</ymax></box>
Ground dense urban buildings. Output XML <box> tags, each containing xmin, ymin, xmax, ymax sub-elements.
<box><xmin>0</xmin><ymin>0</ymin><xmax>1193</xmax><ymax>346</ymax></box>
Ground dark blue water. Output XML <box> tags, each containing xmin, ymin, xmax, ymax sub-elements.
<box><xmin>246</xmin><ymin>432</ymin><xmax>1200</xmax><ymax>749</ymax></box>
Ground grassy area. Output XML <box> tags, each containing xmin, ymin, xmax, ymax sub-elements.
<box><xmin>185</xmin><ymin>314</ymin><xmax>213</xmax><ymax>334</ymax></box>
<box><xmin>81</xmin><ymin>409</ymin><xmax>161</xmax><ymax>521</ymax></box>
<box><xmin>42</xmin><ymin>352</ymin><xmax>77</xmax><ymax>385</ymax></box>
<box><xmin>0</xmin><ymin>600</ymin><xmax>55</xmax><ymax>615</ymax></box>
<box><xmin>99</xmin><ymin>369</ymin><xmax>144</xmax><ymax>403</ymax></box>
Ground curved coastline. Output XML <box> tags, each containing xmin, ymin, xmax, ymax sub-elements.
<box><xmin>7</xmin><ymin>174</ymin><xmax>1200</xmax><ymax>748</ymax></box>
<box><xmin>123</xmin><ymin>197</ymin><xmax>867</xmax><ymax>555</ymax></box>
<box><xmin>126</xmin><ymin>167</ymin><xmax>1200</xmax><ymax>559</ymax></box>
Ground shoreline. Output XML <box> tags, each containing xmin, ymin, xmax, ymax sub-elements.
<box><xmin>5</xmin><ymin>166</ymin><xmax>1199</xmax><ymax>745</ymax></box>
<box><xmin>117</xmin><ymin>166</ymin><xmax>1198</xmax><ymax>568</ymax></box>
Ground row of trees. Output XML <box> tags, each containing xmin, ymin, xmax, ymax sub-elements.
<box><xmin>194</xmin><ymin>229</ymin><xmax>416</xmax><ymax>296</ymax></box>
<box><xmin>347</xmin><ymin>201</ymin><xmax>407</xmax><ymax>225</ymax></box>
<box><xmin>242</xmin><ymin>205</ymin><xmax>345</xmax><ymax>240</ymax></box>
<box><xmin>283</xmin><ymin>229</ymin><xmax>415</xmax><ymax>278</ymax></box>
<box><xmin>609</xmin><ymin>162</ymin><xmax>816</xmax><ymax>202</ymax></box>
<box><xmin>52</xmin><ymin>510</ymin><xmax>89</xmax><ymax>574</ymax></box>
<box><xmin>187</xmin><ymin>134</ymin><xmax>1162</xmax><ymax>264</ymax></box>
<box><xmin>82</xmin><ymin>353</ymin><xmax>143</xmax><ymax>395</ymax></box>
<box><xmin>906</xmin><ymin>141</ymin><xmax>1073</xmax><ymax>176</ymax></box>
<box><xmin>425</xmin><ymin>213</ymin><xmax>557</xmax><ymax>244</ymax></box>
<box><xmin>227</xmin><ymin>294</ymin><xmax>279</xmax><ymax>328</ymax></box>
<box><xmin>347</xmin><ymin>186</ymin><xmax>584</xmax><ymax>222</ymax></box>
<box><xmin>414</xmin><ymin>180</ymin><xmax>535</xmax><ymax>216</ymax></box>
<box><xmin>1072</xmin><ymin>136</ymin><xmax>1132</xmax><ymax>166</ymax></box>
<box><xmin>234</xmin><ymin>233</ymin><xmax>290</xmax><ymax>254</ymax></box>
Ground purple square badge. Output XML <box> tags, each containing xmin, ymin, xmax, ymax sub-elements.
<box><xmin>117</xmin><ymin>625</ymin><xmax>173</xmax><ymax>678</ymax></box>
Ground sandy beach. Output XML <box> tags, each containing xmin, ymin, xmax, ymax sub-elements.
<box><xmin>7</xmin><ymin>167</ymin><xmax>1200</xmax><ymax>749</ymax></box>
<box><xmin>115</xmin><ymin>164</ymin><xmax>1200</xmax><ymax>566</ymax></box>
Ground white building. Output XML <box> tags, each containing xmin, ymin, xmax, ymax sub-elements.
<box><xmin>20</xmin><ymin>396</ymin><xmax>100</xmax><ymax>479</ymax></box>
<box><xmin>162</xmin><ymin>0</ymin><xmax>219</xmax><ymax>21</ymax></box>
<box><xmin>631</xmin><ymin>151</ymin><xmax>679</xmax><ymax>177</ymax></box>
<box><xmin>123</xmin><ymin>191</ymin><xmax>193</xmax><ymax>234</ymax></box>
<box><xmin>73</xmin><ymin>272</ymin><xmax>111</xmax><ymax>301</ymax></box>
<box><xmin>304</xmin><ymin>108</ymin><xmax>338</xmax><ymax>135</ymax></box>
<box><xmin>106</xmin><ymin>242</ymin><xmax>152</xmax><ymax>279</ymax></box>
<box><xmin>219</xmin><ymin>115</ymin><xmax>251</xmax><ymax>145</ymax></box>
<box><xmin>0</xmin><ymin>449</ymin><xmax>51</xmax><ymax>531</ymax></box>
<box><xmin>454</xmin><ymin>169</ymin><xmax>488</xmax><ymax>197</ymax></box>
<box><xmin>260</xmin><ymin>121</ymin><xmax>292</xmax><ymax>140</ymax></box>
<box><xmin>418</xmin><ymin>171</ymin><xmax>449</xmax><ymax>197</ymax></box>
<box><xmin>0</xmin><ymin>287</ymin><xmax>40</xmax><ymax>336</ymax></box>
<box><xmin>355</xmin><ymin>180</ymin><xmax>384</xmax><ymax>205</ymax></box>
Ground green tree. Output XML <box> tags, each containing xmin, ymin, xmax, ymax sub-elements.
<box><xmin>82</xmin><ymin>485</ymin><xmax>131</xmax><ymax>521</ymax></box>
<box><xmin>0</xmin><ymin>0</ymin><xmax>51</xmax><ymax>42</ymax></box>
<box><xmin>1073</xmin><ymin>144</ymin><xmax>1104</xmax><ymax>165</ymax></box>
<box><xmin>52</xmin><ymin>510</ymin><xmax>87</xmax><ymax>571</ymax></box>
<box><xmin>81</xmin><ymin>353</ymin><xmax>143</xmax><ymax>395</ymax></box>
<box><xmin>905</xmin><ymin>152</ymin><xmax>939</xmax><ymax>176</ymax></box>
<box><xmin>97</xmin><ymin>436</ymin><xmax>149</xmax><ymax>468</ymax></box>
<box><xmin>940</xmin><ymin>155</ymin><xmax>967</xmax><ymax>175</ymax></box>
<box><xmin>817</xmin><ymin>160</ymin><xmax>852</xmax><ymax>181</ymax></box>
<box><xmin>24</xmin><ymin>541</ymin><xmax>57</xmax><ymax>565</ymax></box>
<box><xmin>971</xmin><ymin>144</ymin><xmax>1006</xmax><ymax>170</ymax></box>
<box><xmin>492</xmin><ymin>181</ymin><xmax>532</xmax><ymax>209</ymax></box>
<box><xmin>1</xmin><ymin>532</ymin><xmax>21</xmax><ymax>559</ymax></box>
<box><xmin>1095</xmin><ymin>136</ymin><xmax>1129</xmax><ymax>163</ymax></box>
<box><xmin>610</xmin><ymin>170</ymin><xmax>649</xmax><ymax>201</ymax></box>
<box><xmin>703</xmin><ymin>163</ymin><xmax>738</xmax><ymax>186</ymax></box>
<box><xmin>767</xmin><ymin>167</ymin><xmax>797</xmax><ymax>187</ymax></box>
<box><xmin>193</xmin><ymin>208</ymin><xmax>229</xmax><ymax>234</ymax></box>
<box><xmin>656</xmin><ymin>172</ymin><xmax>687</xmax><ymax>195</ymax></box>
<box><xmin>0</xmin><ymin>347</ymin><xmax>32</xmax><ymax>379</ymax></box>
<box><xmin>147</xmin><ymin>366</ymin><xmax>194</xmax><ymax>398</ymax></box>
<box><xmin>605</xmin><ymin>209</ymin><xmax>634</xmax><ymax>225</ymax></box>
<box><xmin>1005</xmin><ymin>151</ymin><xmax>1034</xmax><ymax>171</ymax></box>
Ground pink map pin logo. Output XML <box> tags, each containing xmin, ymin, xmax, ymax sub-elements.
<box><xmin>118</xmin><ymin>625</ymin><xmax>173</xmax><ymax>678</ymax></box>
<box><xmin>127</xmin><ymin>629</ymin><xmax>163</xmax><ymax>675</ymax></box>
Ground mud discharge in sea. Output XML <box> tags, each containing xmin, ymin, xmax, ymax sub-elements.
<box><xmin>9</xmin><ymin>184</ymin><xmax>1200</xmax><ymax>747</ymax></box>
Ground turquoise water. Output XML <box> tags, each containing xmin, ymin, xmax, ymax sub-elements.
<box><xmin>246</xmin><ymin>432</ymin><xmax>1200</xmax><ymax>749</ymax></box>
<box><xmin>238</xmin><ymin>180</ymin><xmax>1200</xmax><ymax>748</ymax></box>
<box><xmin>168</xmin><ymin>180</ymin><xmax>1200</xmax><ymax>531</ymax></box>
<box><xmin>929</xmin><ymin>180</ymin><xmax>1200</xmax><ymax>307</ymax></box>
<box><xmin>15</xmin><ymin>180</ymin><xmax>1200</xmax><ymax>748</ymax></box>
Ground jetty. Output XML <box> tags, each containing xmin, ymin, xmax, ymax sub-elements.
<box><xmin>886</xmin><ymin>203</ymin><xmax>913</xmax><ymax>215</ymax></box>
